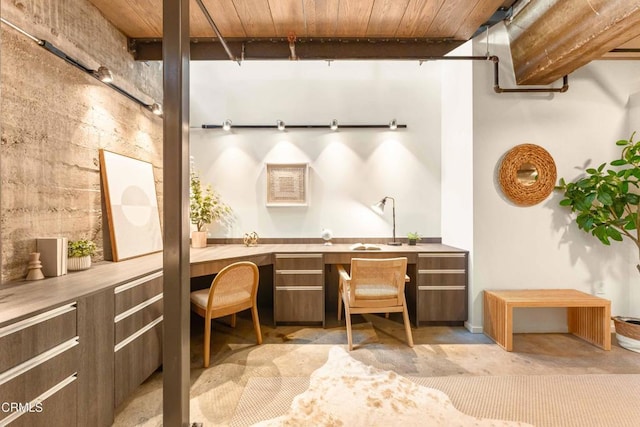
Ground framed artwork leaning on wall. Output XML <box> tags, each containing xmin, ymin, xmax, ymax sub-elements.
<box><xmin>99</xmin><ymin>149</ymin><xmax>163</xmax><ymax>261</ymax></box>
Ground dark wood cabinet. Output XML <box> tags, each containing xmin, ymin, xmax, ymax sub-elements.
<box><xmin>415</xmin><ymin>252</ymin><xmax>468</xmax><ymax>325</ymax></box>
<box><xmin>274</xmin><ymin>253</ymin><xmax>324</xmax><ymax>325</ymax></box>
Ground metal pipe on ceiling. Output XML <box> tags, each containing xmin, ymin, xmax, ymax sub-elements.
<box><xmin>193</xmin><ymin>0</ymin><xmax>240</xmax><ymax>65</ymax></box>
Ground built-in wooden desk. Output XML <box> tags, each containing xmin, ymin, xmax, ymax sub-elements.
<box><xmin>189</xmin><ymin>243</ymin><xmax>468</xmax><ymax>326</ymax></box>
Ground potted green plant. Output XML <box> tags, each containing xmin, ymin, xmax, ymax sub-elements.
<box><xmin>407</xmin><ymin>232</ymin><xmax>422</xmax><ymax>246</ymax></box>
<box><xmin>67</xmin><ymin>239</ymin><xmax>97</xmax><ymax>271</ymax></box>
<box><xmin>190</xmin><ymin>170</ymin><xmax>232</xmax><ymax>248</ymax></box>
<box><xmin>556</xmin><ymin>132</ymin><xmax>640</xmax><ymax>352</ymax></box>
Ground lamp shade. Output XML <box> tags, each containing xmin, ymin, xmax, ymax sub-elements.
<box><xmin>371</xmin><ymin>198</ymin><xmax>386</xmax><ymax>215</ymax></box>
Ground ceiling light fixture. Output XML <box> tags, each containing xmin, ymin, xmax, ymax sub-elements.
<box><xmin>222</xmin><ymin>119</ymin><xmax>232</xmax><ymax>131</ymax></box>
<box><xmin>277</xmin><ymin>120</ymin><xmax>286</xmax><ymax>131</ymax></box>
<box><xmin>389</xmin><ymin>119</ymin><xmax>398</xmax><ymax>130</ymax></box>
<box><xmin>0</xmin><ymin>18</ymin><xmax>163</xmax><ymax>119</ymax></box>
<box><xmin>330</xmin><ymin>119</ymin><xmax>338</xmax><ymax>131</ymax></box>
<box><xmin>201</xmin><ymin>121</ymin><xmax>407</xmax><ymax>130</ymax></box>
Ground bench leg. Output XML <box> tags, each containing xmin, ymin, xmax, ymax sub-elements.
<box><xmin>567</xmin><ymin>306</ymin><xmax>611</xmax><ymax>350</ymax></box>
<box><xmin>484</xmin><ymin>292</ymin><xmax>512</xmax><ymax>351</ymax></box>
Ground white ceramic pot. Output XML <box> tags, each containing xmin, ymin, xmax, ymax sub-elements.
<box><xmin>191</xmin><ymin>231</ymin><xmax>208</xmax><ymax>248</ymax></box>
<box><xmin>68</xmin><ymin>255</ymin><xmax>92</xmax><ymax>271</ymax></box>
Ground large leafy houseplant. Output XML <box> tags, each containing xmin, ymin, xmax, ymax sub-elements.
<box><xmin>556</xmin><ymin>133</ymin><xmax>640</xmax><ymax>352</ymax></box>
<box><xmin>557</xmin><ymin>133</ymin><xmax>640</xmax><ymax>272</ymax></box>
<box><xmin>189</xmin><ymin>171</ymin><xmax>231</xmax><ymax>232</ymax></box>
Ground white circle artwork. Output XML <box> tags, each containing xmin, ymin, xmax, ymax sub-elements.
<box><xmin>120</xmin><ymin>185</ymin><xmax>153</xmax><ymax>227</ymax></box>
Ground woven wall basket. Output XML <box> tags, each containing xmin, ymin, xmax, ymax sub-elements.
<box><xmin>498</xmin><ymin>144</ymin><xmax>557</xmax><ymax>206</ymax></box>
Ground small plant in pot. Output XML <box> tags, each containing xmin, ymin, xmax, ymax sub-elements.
<box><xmin>556</xmin><ymin>133</ymin><xmax>640</xmax><ymax>352</ymax></box>
<box><xmin>189</xmin><ymin>170</ymin><xmax>232</xmax><ymax>248</ymax></box>
<box><xmin>407</xmin><ymin>232</ymin><xmax>422</xmax><ymax>246</ymax></box>
<box><xmin>67</xmin><ymin>239</ymin><xmax>97</xmax><ymax>271</ymax></box>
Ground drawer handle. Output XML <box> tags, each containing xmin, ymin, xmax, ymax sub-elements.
<box><xmin>418</xmin><ymin>269</ymin><xmax>465</xmax><ymax>274</ymax></box>
<box><xmin>419</xmin><ymin>286</ymin><xmax>466</xmax><ymax>291</ymax></box>
<box><xmin>114</xmin><ymin>293</ymin><xmax>163</xmax><ymax>323</ymax></box>
<box><xmin>114</xmin><ymin>316</ymin><xmax>163</xmax><ymax>352</ymax></box>
<box><xmin>0</xmin><ymin>374</ymin><xmax>77</xmax><ymax>425</ymax></box>
<box><xmin>0</xmin><ymin>303</ymin><xmax>76</xmax><ymax>339</ymax></box>
<box><xmin>276</xmin><ymin>286</ymin><xmax>323</xmax><ymax>291</ymax></box>
<box><xmin>0</xmin><ymin>337</ymin><xmax>79</xmax><ymax>386</ymax></box>
<box><xmin>275</xmin><ymin>254</ymin><xmax>323</xmax><ymax>259</ymax></box>
<box><xmin>275</xmin><ymin>270</ymin><xmax>323</xmax><ymax>275</ymax></box>
<box><xmin>418</xmin><ymin>253</ymin><xmax>466</xmax><ymax>258</ymax></box>
<box><xmin>114</xmin><ymin>271</ymin><xmax>163</xmax><ymax>294</ymax></box>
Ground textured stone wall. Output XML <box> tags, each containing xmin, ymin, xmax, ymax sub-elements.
<box><xmin>1</xmin><ymin>0</ymin><xmax>163</xmax><ymax>282</ymax></box>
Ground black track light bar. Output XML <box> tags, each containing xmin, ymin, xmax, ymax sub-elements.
<box><xmin>201</xmin><ymin>124</ymin><xmax>407</xmax><ymax>130</ymax></box>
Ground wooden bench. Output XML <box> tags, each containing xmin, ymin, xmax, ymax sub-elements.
<box><xmin>483</xmin><ymin>289</ymin><xmax>611</xmax><ymax>351</ymax></box>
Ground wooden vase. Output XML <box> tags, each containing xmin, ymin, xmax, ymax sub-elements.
<box><xmin>191</xmin><ymin>231</ymin><xmax>208</xmax><ymax>248</ymax></box>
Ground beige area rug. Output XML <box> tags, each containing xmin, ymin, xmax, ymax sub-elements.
<box><xmin>231</xmin><ymin>347</ymin><xmax>640</xmax><ymax>427</ymax></box>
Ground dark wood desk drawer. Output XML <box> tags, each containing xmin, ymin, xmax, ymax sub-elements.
<box><xmin>274</xmin><ymin>271</ymin><xmax>323</xmax><ymax>287</ymax></box>
<box><xmin>0</xmin><ymin>303</ymin><xmax>76</xmax><ymax>373</ymax></box>
<box><xmin>114</xmin><ymin>271</ymin><xmax>163</xmax><ymax>316</ymax></box>
<box><xmin>417</xmin><ymin>288</ymin><xmax>467</xmax><ymax>323</ymax></box>
<box><xmin>275</xmin><ymin>253</ymin><xmax>323</xmax><ymax>270</ymax></box>
<box><xmin>114</xmin><ymin>298</ymin><xmax>163</xmax><ymax>344</ymax></box>
<box><xmin>417</xmin><ymin>253</ymin><xmax>466</xmax><ymax>269</ymax></box>
<box><xmin>114</xmin><ymin>318</ymin><xmax>162</xmax><ymax>408</ymax></box>
<box><xmin>417</xmin><ymin>271</ymin><xmax>466</xmax><ymax>287</ymax></box>
<box><xmin>275</xmin><ymin>288</ymin><xmax>324</xmax><ymax>323</ymax></box>
<box><xmin>0</xmin><ymin>337</ymin><xmax>79</xmax><ymax>425</ymax></box>
<box><xmin>10</xmin><ymin>376</ymin><xmax>77</xmax><ymax>427</ymax></box>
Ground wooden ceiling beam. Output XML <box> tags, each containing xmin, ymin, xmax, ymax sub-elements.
<box><xmin>507</xmin><ymin>0</ymin><xmax>640</xmax><ymax>85</ymax></box>
<box><xmin>131</xmin><ymin>38</ymin><xmax>464</xmax><ymax>61</ymax></box>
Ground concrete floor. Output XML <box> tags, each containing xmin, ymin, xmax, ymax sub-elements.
<box><xmin>113</xmin><ymin>311</ymin><xmax>640</xmax><ymax>426</ymax></box>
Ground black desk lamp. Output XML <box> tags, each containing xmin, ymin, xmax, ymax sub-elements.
<box><xmin>371</xmin><ymin>196</ymin><xmax>402</xmax><ymax>246</ymax></box>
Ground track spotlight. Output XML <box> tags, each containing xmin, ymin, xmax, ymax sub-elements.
<box><xmin>222</xmin><ymin>119</ymin><xmax>232</xmax><ymax>131</ymax></box>
<box><xmin>95</xmin><ymin>66</ymin><xmax>113</xmax><ymax>83</ymax></box>
<box><xmin>389</xmin><ymin>118</ymin><xmax>398</xmax><ymax>130</ymax></box>
<box><xmin>330</xmin><ymin>119</ymin><xmax>338</xmax><ymax>131</ymax></box>
<box><xmin>150</xmin><ymin>103</ymin><xmax>163</xmax><ymax>116</ymax></box>
<box><xmin>277</xmin><ymin>120</ymin><xmax>286</xmax><ymax>131</ymax></box>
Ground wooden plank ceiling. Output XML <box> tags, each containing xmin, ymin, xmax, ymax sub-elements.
<box><xmin>88</xmin><ymin>0</ymin><xmax>640</xmax><ymax>84</ymax></box>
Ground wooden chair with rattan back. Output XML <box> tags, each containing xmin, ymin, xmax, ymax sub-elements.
<box><xmin>337</xmin><ymin>257</ymin><xmax>413</xmax><ymax>351</ymax></box>
<box><xmin>190</xmin><ymin>261</ymin><xmax>262</xmax><ymax>367</ymax></box>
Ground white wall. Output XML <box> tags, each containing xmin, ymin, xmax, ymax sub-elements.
<box><xmin>190</xmin><ymin>61</ymin><xmax>442</xmax><ymax>239</ymax></box>
<box><xmin>469</xmin><ymin>23</ymin><xmax>640</xmax><ymax>331</ymax></box>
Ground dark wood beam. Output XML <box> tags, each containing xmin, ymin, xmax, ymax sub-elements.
<box><xmin>131</xmin><ymin>38</ymin><xmax>465</xmax><ymax>61</ymax></box>
<box><xmin>507</xmin><ymin>0</ymin><xmax>640</xmax><ymax>85</ymax></box>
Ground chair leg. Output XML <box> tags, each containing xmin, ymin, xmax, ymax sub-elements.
<box><xmin>401</xmin><ymin>300</ymin><xmax>414</xmax><ymax>348</ymax></box>
<box><xmin>230</xmin><ymin>313</ymin><xmax>237</xmax><ymax>328</ymax></box>
<box><xmin>251</xmin><ymin>305</ymin><xmax>263</xmax><ymax>345</ymax></box>
<box><xmin>344</xmin><ymin>305</ymin><xmax>353</xmax><ymax>351</ymax></box>
<box><xmin>204</xmin><ymin>315</ymin><xmax>212</xmax><ymax>368</ymax></box>
<box><xmin>337</xmin><ymin>292</ymin><xmax>343</xmax><ymax>321</ymax></box>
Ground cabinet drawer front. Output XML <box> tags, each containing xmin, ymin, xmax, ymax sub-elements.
<box><xmin>3</xmin><ymin>375</ymin><xmax>77</xmax><ymax>427</ymax></box>
<box><xmin>418</xmin><ymin>289</ymin><xmax>467</xmax><ymax>322</ymax></box>
<box><xmin>0</xmin><ymin>304</ymin><xmax>76</xmax><ymax>373</ymax></box>
<box><xmin>417</xmin><ymin>271</ymin><xmax>466</xmax><ymax>287</ymax></box>
<box><xmin>418</xmin><ymin>253</ymin><xmax>466</xmax><ymax>269</ymax></box>
<box><xmin>275</xmin><ymin>288</ymin><xmax>324</xmax><ymax>323</ymax></box>
<box><xmin>275</xmin><ymin>271</ymin><xmax>323</xmax><ymax>287</ymax></box>
<box><xmin>0</xmin><ymin>338</ymin><xmax>79</xmax><ymax>424</ymax></box>
<box><xmin>114</xmin><ymin>272</ymin><xmax>163</xmax><ymax>316</ymax></box>
<box><xmin>114</xmin><ymin>321</ymin><xmax>163</xmax><ymax>408</ymax></box>
<box><xmin>115</xmin><ymin>298</ymin><xmax>164</xmax><ymax>344</ymax></box>
<box><xmin>275</xmin><ymin>254</ymin><xmax>323</xmax><ymax>271</ymax></box>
